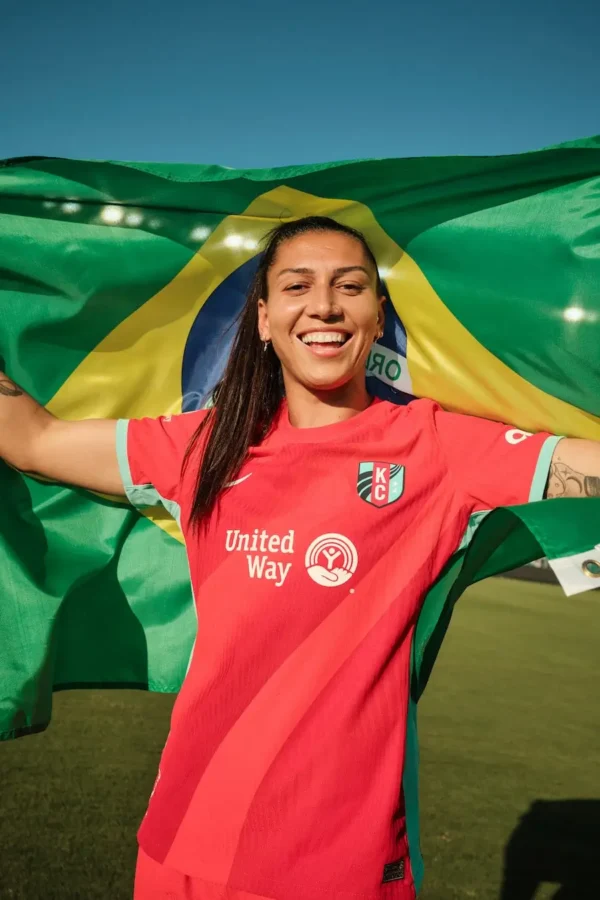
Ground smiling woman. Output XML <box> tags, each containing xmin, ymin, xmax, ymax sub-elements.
<box><xmin>0</xmin><ymin>215</ymin><xmax>599</xmax><ymax>900</ymax></box>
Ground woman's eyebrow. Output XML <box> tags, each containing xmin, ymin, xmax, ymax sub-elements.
<box><xmin>332</xmin><ymin>266</ymin><xmax>370</xmax><ymax>277</ymax></box>
<box><xmin>276</xmin><ymin>267</ymin><xmax>314</xmax><ymax>277</ymax></box>
<box><xmin>276</xmin><ymin>265</ymin><xmax>371</xmax><ymax>277</ymax></box>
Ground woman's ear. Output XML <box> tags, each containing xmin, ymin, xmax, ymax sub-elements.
<box><xmin>257</xmin><ymin>299</ymin><xmax>271</xmax><ymax>342</ymax></box>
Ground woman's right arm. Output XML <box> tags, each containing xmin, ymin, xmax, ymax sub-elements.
<box><xmin>0</xmin><ymin>372</ymin><xmax>124</xmax><ymax>496</ymax></box>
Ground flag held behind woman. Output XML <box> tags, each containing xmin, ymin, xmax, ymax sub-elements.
<box><xmin>0</xmin><ymin>138</ymin><xmax>599</xmax><ymax>742</ymax></box>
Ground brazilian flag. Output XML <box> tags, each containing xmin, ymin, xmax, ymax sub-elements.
<box><xmin>1</xmin><ymin>140</ymin><xmax>599</xmax><ymax>756</ymax></box>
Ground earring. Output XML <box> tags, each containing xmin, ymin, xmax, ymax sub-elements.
<box><xmin>263</xmin><ymin>340</ymin><xmax>270</xmax><ymax>353</ymax></box>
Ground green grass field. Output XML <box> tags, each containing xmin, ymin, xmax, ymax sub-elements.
<box><xmin>1</xmin><ymin>578</ymin><xmax>599</xmax><ymax>899</ymax></box>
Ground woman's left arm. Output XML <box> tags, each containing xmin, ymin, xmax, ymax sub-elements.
<box><xmin>546</xmin><ymin>440</ymin><xmax>600</xmax><ymax>499</ymax></box>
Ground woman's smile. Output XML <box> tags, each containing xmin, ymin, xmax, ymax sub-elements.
<box><xmin>296</xmin><ymin>328</ymin><xmax>354</xmax><ymax>357</ymax></box>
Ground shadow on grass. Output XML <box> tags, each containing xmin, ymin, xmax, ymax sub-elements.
<box><xmin>500</xmin><ymin>799</ymin><xmax>600</xmax><ymax>899</ymax></box>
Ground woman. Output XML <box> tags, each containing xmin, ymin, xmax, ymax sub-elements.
<box><xmin>1</xmin><ymin>216</ymin><xmax>598</xmax><ymax>900</ymax></box>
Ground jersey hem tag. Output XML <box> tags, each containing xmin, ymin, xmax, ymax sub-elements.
<box><xmin>382</xmin><ymin>858</ymin><xmax>405</xmax><ymax>883</ymax></box>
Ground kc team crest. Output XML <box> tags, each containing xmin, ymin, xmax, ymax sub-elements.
<box><xmin>357</xmin><ymin>462</ymin><xmax>405</xmax><ymax>508</ymax></box>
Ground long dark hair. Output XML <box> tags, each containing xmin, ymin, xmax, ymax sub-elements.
<box><xmin>184</xmin><ymin>215</ymin><xmax>382</xmax><ymax>527</ymax></box>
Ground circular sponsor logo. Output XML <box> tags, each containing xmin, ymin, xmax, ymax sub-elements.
<box><xmin>505</xmin><ymin>429</ymin><xmax>534</xmax><ymax>445</ymax></box>
<box><xmin>305</xmin><ymin>533</ymin><xmax>358</xmax><ymax>587</ymax></box>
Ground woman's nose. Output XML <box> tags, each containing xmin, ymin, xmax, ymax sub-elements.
<box><xmin>306</xmin><ymin>286</ymin><xmax>341</xmax><ymax>319</ymax></box>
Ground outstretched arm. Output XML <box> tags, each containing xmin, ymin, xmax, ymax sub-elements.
<box><xmin>0</xmin><ymin>372</ymin><xmax>123</xmax><ymax>496</ymax></box>
<box><xmin>545</xmin><ymin>439</ymin><xmax>600</xmax><ymax>499</ymax></box>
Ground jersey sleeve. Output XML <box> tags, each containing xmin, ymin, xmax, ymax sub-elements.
<box><xmin>115</xmin><ymin>411</ymin><xmax>207</xmax><ymax>520</ymax></box>
<box><xmin>432</xmin><ymin>406</ymin><xmax>562</xmax><ymax>511</ymax></box>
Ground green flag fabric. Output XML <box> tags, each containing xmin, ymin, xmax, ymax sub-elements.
<box><xmin>2</xmin><ymin>143</ymin><xmax>600</xmax><ymax>892</ymax></box>
<box><xmin>1</xmin><ymin>143</ymin><xmax>599</xmax><ymax>744</ymax></box>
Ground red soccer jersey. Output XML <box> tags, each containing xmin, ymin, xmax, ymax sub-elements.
<box><xmin>117</xmin><ymin>397</ymin><xmax>559</xmax><ymax>900</ymax></box>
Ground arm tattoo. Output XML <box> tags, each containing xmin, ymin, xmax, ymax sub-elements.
<box><xmin>546</xmin><ymin>461</ymin><xmax>600</xmax><ymax>499</ymax></box>
<box><xmin>0</xmin><ymin>376</ymin><xmax>23</xmax><ymax>398</ymax></box>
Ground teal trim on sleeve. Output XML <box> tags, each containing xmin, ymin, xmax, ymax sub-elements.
<box><xmin>159</xmin><ymin>496</ymin><xmax>182</xmax><ymax>526</ymax></box>
<box><xmin>115</xmin><ymin>418</ymin><xmax>182</xmax><ymax>524</ymax></box>
<box><xmin>457</xmin><ymin>508</ymin><xmax>490</xmax><ymax>550</ymax></box>
<box><xmin>116</xmin><ymin>419</ymin><xmax>134</xmax><ymax>495</ymax></box>
<box><xmin>529</xmin><ymin>435</ymin><xmax>563</xmax><ymax>502</ymax></box>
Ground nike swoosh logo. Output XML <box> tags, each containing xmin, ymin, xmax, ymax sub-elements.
<box><xmin>225</xmin><ymin>473</ymin><xmax>253</xmax><ymax>488</ymax></box>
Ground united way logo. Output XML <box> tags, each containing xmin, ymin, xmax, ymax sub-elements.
<box><xmin>357</xmin><ymin>462</ymin><xmax>405</xmax><ymax>508</ymax></box>
<box><xmin>305</xmin><ymin>533</ymin><xmax>358</xmax><ymax>588</ymax></box>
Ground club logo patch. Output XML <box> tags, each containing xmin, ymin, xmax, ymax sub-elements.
<box><xmin>357</xmin><ymin>462</ymin><xmax>405</xmax><ymax>508</ymax></box>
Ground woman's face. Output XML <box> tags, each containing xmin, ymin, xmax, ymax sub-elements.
<box><xmin>257</xmin><ymin>231</ymin><xmax>385</xmax><ymax>393</ymax></box>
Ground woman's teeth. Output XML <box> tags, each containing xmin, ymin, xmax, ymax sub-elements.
<box><xmin>300</xmin><ymin>332</ymin><xmax>349</xmax><ymax>345</ymax></box>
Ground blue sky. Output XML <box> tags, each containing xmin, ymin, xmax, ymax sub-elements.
<box><xmin>2</xmin><ymin>0</ymin><xmax>598</xmax><ymax>167</ymax></box>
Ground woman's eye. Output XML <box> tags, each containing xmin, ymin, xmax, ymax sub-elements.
<box><xmin>285</xmin><ymin>283</ymin><xmax>307</xmax><ymax>292</ymax></box>
<box><xmin>339</xmin><ymin>282</ymin><xmax>364</xmax><ymax>293</ymax></box>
